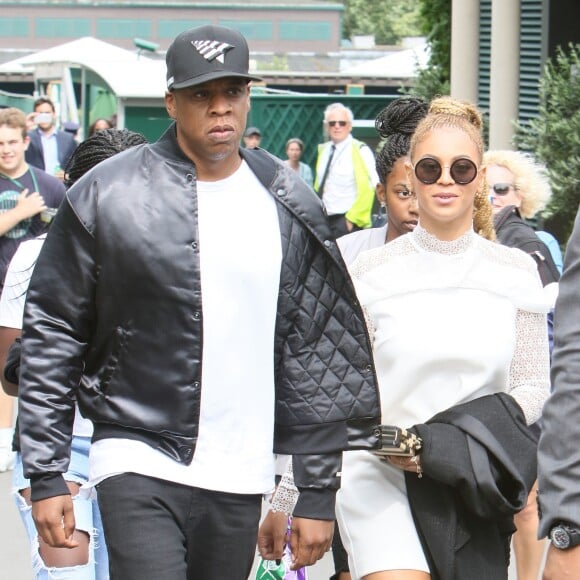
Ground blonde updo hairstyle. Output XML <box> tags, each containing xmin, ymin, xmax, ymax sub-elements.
<box><xmin>483</xmin><ymin>149</ymin><xmax>551</xmax><ymax>219</ymax></box>
<box><xmin>409</xmin><ymin>96</ymin><xmax>495</xmax><ymax>241</ymax></box>
<box><xmin>409</xmin><ymin>96</ymin><xmax>485</xmax><ymax>161</ymax></box>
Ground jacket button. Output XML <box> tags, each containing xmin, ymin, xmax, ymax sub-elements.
<box><xmin>191</xmin><ymin>241</ymin><xmax>198</xmax><ymax>250</ymax></box>
<box><xmin>324</xmin><ymin>240</ymin><xmax>332</xmax><ymax>248</ymax></box>
<box><xmin>276</xmin><ymin>189</ymin><xmax>285</xmax><ymax>197</ymax></box>
<box><xmin>193</xmin><ymin>311</ymin><xmax>201</xmax><ymax>321</ymax></box>
<box><xmin>186</xmin><ymin>173</ymin><xmax>194</xmax><ymax>182</ymax></box>
<box><xmin>193</xmin><ymin>381</ymin><xmax>200</xmax><ymax>389</ymax></box>
<box><xmin>364</xmin><ymin>364</ymin><xmax>373</xmax><ymax>373</ymax></box>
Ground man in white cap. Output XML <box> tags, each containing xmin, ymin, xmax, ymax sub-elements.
<box><xmin>17</xmin><ymin>25</ymin><xmax>381</xmax><ymax>579</ymax></box>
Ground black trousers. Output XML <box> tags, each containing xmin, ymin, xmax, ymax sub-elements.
<box><xmin>97</xmin><ymin>473</ymin><xmax>262</xmax><ymax>580</ymax></box>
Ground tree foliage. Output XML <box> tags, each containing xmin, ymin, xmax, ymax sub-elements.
<box><xmin>402</xmin><ymin>0</ymin><xmax>451</xmax><ymax>101</ymax></box>
<box><xmin>343</xmin><ymin>0</ymin><xmax>421</xmax><ymax>46</ymax></box>
<box><xmin>516</xmin><ymin>44</ymin><xmax>580</xmax><ymax>243</ymax></box>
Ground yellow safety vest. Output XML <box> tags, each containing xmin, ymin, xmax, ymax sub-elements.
<box><xmin>314</xmin><ymin>139</ymin><xmax>374</xmax><ymax>229</ymax></box>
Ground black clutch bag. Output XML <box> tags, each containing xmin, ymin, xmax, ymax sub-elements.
<box><xmin>372</xmin><ymin>425</ymin><xmax>423</xmax><ymax>458</ymax></box>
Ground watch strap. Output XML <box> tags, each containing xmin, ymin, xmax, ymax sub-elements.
<box><xmin>550</xmin><ymin>524</ymin><xmax>580</xmax><ymax>549</ymax></box>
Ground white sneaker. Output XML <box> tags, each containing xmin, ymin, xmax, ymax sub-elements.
<box><xmin>0</xmin><ymin>428</ymin><xmax>15</xmax><ymax>472</ymax></box>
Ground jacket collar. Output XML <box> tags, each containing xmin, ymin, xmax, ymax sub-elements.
<box><xmin>153</xmin><ymin>124</ymin><xmax>337</xmax><ymax>257</ymax></box>
<box><xmin>493</xmin><ymin>204</ymin><xmax>522</xmax><ymax>231</ymax></box>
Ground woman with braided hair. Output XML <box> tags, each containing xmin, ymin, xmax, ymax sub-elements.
<box><xmin>64</xmin><ymin>128</ymin><xmax>148</xmax><ymax>187</ymax></box>
<box><xmin>263</xmin><ymin>97</ymin><xmax>551</xmax><ymax>579</ymax></box>
<box><xmin>259</xmin><ymin>98</ymin><xmax>500</xmax><ymax>580</ymax></box>
<box><xmin>0</xmin><ymin>128</ymin><xmax>147</xmax><ymax>580</ymax></box>
<box><xmin>328</xmin><ymin>96</ymin><xmax>552</xmax><ymax>579</ymax></box>
<box><xmin>338</xmin><ymin>98</ymin><xmax>494</xmax><ymax>267</ymax></box>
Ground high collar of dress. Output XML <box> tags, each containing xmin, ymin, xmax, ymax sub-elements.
<box><xmin>411</xmin><ymin>223</ymin><xmax>475</xmax><ymax>255</ymax></box>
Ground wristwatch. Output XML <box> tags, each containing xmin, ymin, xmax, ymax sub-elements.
<box><xmin>549</xmin><ymin>523</ymin><xmax>580</xmax><ymax>549</ymax></box>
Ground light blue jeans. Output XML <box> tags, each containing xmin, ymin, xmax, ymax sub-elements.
<box><xmin>13</xmin><ymin>436</ymin><xmax>109</xmax><ymax>579</ymax></box>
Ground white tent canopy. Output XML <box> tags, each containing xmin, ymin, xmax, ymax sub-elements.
<box><xmin>341</xmin><ymin>42</ymin><xmax>429</xmax><ymax>77</ymax></box>
<box><xmin>0</xmin><ymin>36</ymin><xmax>166</xmax><ymax>99</ymax></box>
<box><xmin>0</xmin><ymin>37</ymin><xmax>167</xmax><ymax>131</ymax></box>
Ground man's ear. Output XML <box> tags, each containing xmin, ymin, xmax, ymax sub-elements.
<box><xmin>164</xmin><ymin>92</ymin><xmax>176</xmax><ymax>119</ymax></box>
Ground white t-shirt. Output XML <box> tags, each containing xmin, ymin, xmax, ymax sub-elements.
<box><xmin>89</xmin><ymin>160</ymin><xmax>282</xmax><ymax>495</ymax></box>
<box><xmin>0</xmin><ymin>235</ymin><xmax>93</xmax><ymax>438</ymax></box>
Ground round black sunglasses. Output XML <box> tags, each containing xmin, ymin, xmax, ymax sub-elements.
<box><xmin>414</xmin><ymin>157</ymin><xmax>478</xmax><ymax>185</ymax></box>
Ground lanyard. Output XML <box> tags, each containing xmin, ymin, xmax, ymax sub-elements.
<box><xmin>0</xmin><ymin>167</ymin><xmax>40</xmax><ymax>194</ymax></box>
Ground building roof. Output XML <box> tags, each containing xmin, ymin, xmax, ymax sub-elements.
<box><xmin>0</xmin><ymin>36</ymin><xmax>428</xmax><ymax>97</ymax></box>
<box><xmin>0</xmin><ymin>36</ymin><xmax>167</xmax><ymax>99</ymax></box>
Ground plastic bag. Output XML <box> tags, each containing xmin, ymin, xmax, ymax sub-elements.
<box><xmin>255</xmin><ymin>543</ymin><xmax>307</xmax><ymax>580</ymax></box>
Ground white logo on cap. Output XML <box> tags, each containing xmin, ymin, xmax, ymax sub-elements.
<box><xmin>191</xmin><ymin>40</ymin><xmax>234</xmax><ymax>64</ymax></box>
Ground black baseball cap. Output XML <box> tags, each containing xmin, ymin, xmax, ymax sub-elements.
<box><xmin>244</xmin><ymin>126</ymin><xmax>261</xmax><ymax>137</ymax></box>
<box><xmin>166</xmin><ymin>25</ymin><xmax>262</xmax><ymax>91</ymax></box>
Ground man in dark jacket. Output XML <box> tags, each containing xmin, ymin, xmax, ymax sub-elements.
<box><xmin>538</xmin><ymin>207</ymin><xmax>580</xmax><ymax>578</ymax></box>
<box><xmin>17</xmin><ymin>25</ymin><xmax>381</xmax><ymax>580</ymax></box>
<box><xmin>25</xmin><ymin>96</ymin><xmax>77</xmax><ymax>181</ymax></box>
<box><xmin>493</xmin><ymin>204</ymin><xmax>560</xmax><ymax>286</ymax></box>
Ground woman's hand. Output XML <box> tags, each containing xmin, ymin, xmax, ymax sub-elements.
<box><xmin>387</xmin><ymin>454</ymin><xmax>423</xmax><ymax>478</ymax></box>
<box><xmin>257</xmin><ymin>510</ymin><xmax>289</xmax><ymax>561</ymax></box>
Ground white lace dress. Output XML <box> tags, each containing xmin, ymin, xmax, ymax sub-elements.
<box><xmin>332</xmin><ymin>225</ymin><xmax>553</xmax><ymax>578</ymax></box>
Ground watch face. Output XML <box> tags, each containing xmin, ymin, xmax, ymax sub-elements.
<box><xmin>552</xmin><ymin>526</ymin><xmax>571</xmax><ymax>549</ymax></box>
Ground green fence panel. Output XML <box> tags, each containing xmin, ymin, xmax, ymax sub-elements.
<box><xmin>247</xmin><ymin>93</ymin><xmax>396</xmax><ymax>169</ymax></box>
<box><xmin>124</xmin><ymin>93</ymin><xmax>397</xmax><ymax>170</ymax></box>
<box><xmin>0</xmin><ymin>90</ymin><xmax>35</xmax><ymax>113</ymax></box>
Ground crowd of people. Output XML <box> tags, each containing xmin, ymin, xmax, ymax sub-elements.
<box><xmin>0</xmin><ymin>23</ymin><xmax>578</xmax><ymax>580</ymax></box>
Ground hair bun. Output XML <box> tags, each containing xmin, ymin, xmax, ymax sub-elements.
<box><xmin>375</xmin><ymin>97</ymin><xmax>429</xmax><ymax>139</ymax></box>
<box><xmin>428</xmin><ymin>96</ymin><xmax>483</xmax><ymax>130</ymax></box>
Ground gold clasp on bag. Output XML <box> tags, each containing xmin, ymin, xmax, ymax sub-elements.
<box><xmin>372</xmin><ymin>425</ymin><xmax>423</xmax><ymax>458</ymax></box>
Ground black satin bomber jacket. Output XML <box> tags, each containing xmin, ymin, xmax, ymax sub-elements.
<box><xmin>18</xmin><ymin>124</ymin><xmax>381</xmax><ymax>518</ymax></box>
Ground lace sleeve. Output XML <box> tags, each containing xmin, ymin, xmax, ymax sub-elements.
<box><xmin>508</xmin><ymin>309</ymin><xmax>551</xmax><ymax>424</ymax></box>
<box><xmin>270</xmin><ymin>457</ymin><xmax>299</xmax><ymax>515</ymax></box>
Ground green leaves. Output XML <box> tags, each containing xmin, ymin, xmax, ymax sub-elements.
<box><xmin>343</xmin><ymin>0</ymin><xmax>421</xmax><ymax>46</ymax></box>
<box><xmin>516</xmin><ymin>43</ymin><xmax>580</xmax><ymax>243</ymax></box>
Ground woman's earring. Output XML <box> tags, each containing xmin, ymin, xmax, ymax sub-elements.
<box><xmin>373</xmin><ymin>202</ymin><xmax>388</xmax><ymax>227</ymax></box>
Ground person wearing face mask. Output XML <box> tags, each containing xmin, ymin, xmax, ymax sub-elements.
<box><xmin>25</xmin><ymin>97</ymin><xmax>77</xmax><ymax>181</ymax></box>
<box><xmin>485</xmin><ymin>149</ymin><xmax>560</xmax><ymax>287</ymax></box>
<box><xmin>314</xmin><ymin>103</ymin><xmax>379</xmax><ymax>238</ymax></box>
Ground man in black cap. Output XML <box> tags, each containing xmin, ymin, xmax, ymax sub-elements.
<box><xmin>17</xmin><ymin>25</ymin><xmax>381</xmax><ymax>580</ymax></box>
<box><xmin>243</xmin><ymin>125</ymin><xmax>262</xmax><ymax>149</ymax></box>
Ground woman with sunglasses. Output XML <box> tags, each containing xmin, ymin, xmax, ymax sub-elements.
<box><xmin>258</xmin><ymin>98</ymin><xmax>499</xmax><ymax>580</ymax></box>
<box><xmin>330</xmin><ymin>97</ymin><xmax>552</xmax><ymax>580</ymax></box>
<box><xmin>485</xmin><ymin>149</ymin><xmax>561</xmax><ymax>285</ymax></box>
